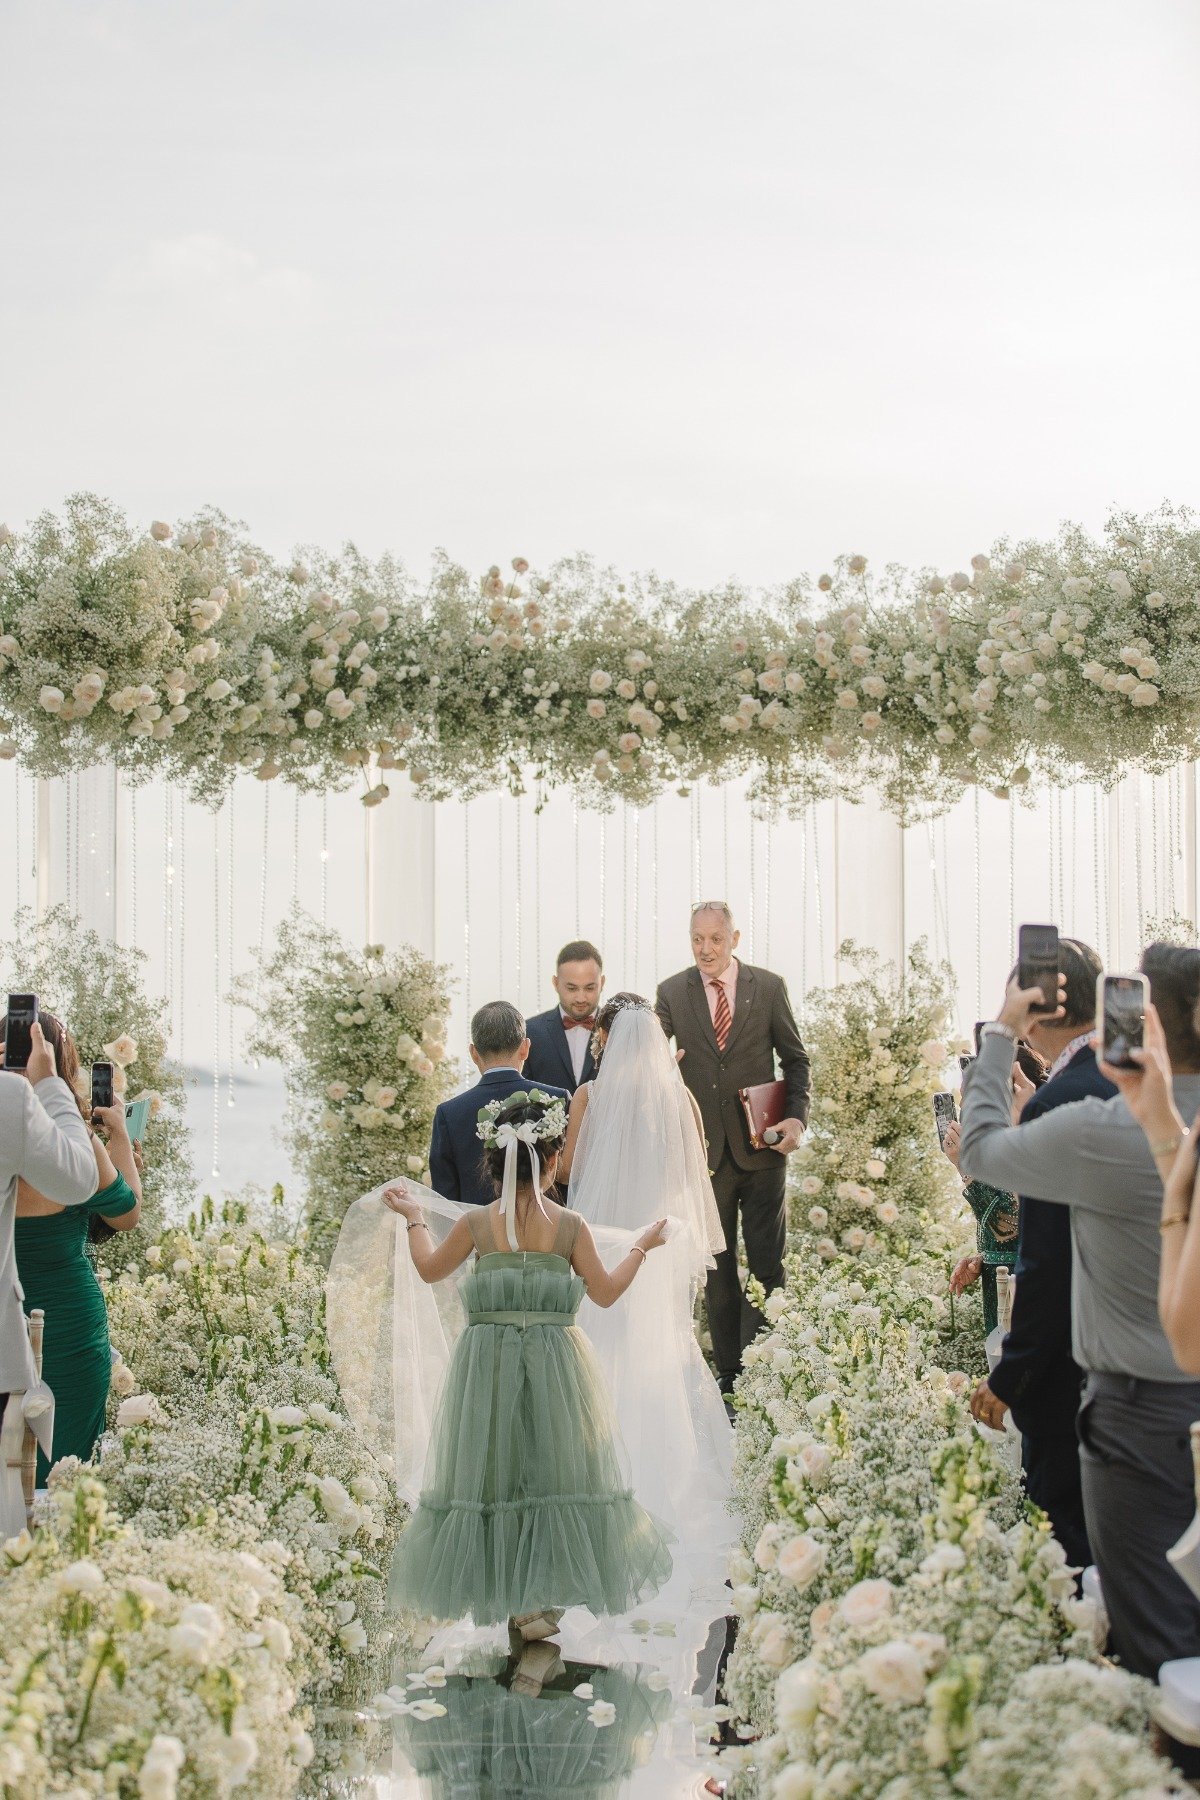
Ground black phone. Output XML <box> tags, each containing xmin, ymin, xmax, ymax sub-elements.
<box><xmin>959</xmin><ymin>1053</ymin><xmax>976</xmax><ymax>1075</ymax></box>
<box><xmin>1098</xmin><ymin>973</ymin><xmax>1148</xmax><ymax>1070</ymax></box>
<box><xmin>1018</xmin><ymin>923</ymin><xmax>1060</xmax><ymax>1013</ymax></box>
<box><xmin>90</xmin><ymin>1061</ymin><xmax>114</xmax><ymax>1111</ymax></box>
<box><xmin>4</xmin><ymin>994</ymin><xmax>39</xmax><ymax>1071</ymax></box>
<box><xmin>932</xmin><ymin>1090</ymin><xmax>958</xmax><ymax>1148</ymax></box>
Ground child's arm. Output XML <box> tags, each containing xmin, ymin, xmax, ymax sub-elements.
<box><xmin>382</xmin><ymin>1184</ymin><xmax>475</xmax><ymax>1283</ymax></box>
<box><xmin>570</xmin><ymin>1215</ymin><xmax>668</xmax><ymax>1308</ymax></box>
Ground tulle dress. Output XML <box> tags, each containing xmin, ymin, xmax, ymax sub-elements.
<box><xmin>389</xmin><ymin>1206</ymin><xmax>672</xmax><ymax>1626</ymax></box>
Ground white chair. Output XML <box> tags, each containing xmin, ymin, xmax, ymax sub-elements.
<box><xmin>0</xmin><ymin>1309</ymin><xmax>47</xmax><ymax>1537</ymax></box>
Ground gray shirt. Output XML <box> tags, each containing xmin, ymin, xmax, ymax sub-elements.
<box><xmin>959</xmin><ymin>1031</ymin><xmax>1200</xmax><ymax>1384</ymax></box>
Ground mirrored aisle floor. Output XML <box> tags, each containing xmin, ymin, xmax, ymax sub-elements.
<box><xmin>362</xmin><ymin>1562</ymin><xmax>734</xmax><ymax>1799</ymax></box>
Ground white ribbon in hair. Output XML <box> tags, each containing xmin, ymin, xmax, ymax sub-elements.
<box><xmin>494</xmin><ymin>1120</ymin><xmax>552</xmax><ymax>1251</ymax></box>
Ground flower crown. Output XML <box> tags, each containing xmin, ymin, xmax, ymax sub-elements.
<box><xmin>475</xmin><ymin>1089</ymin><xmax>568</xmax><ymax>1147</ymax></box>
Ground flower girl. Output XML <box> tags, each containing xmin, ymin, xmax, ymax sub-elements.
<box><xmin>382</xmin><ymin>1089</ymin><xmax>671</xmax><ymax>1662</ymax></box>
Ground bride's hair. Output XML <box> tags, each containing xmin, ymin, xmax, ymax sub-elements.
<box><xmin>481</xmin><ymin>1097</ymin><xmax>567</xmax><ymax>1192</ymax></box>
<box><xmin>591</xmin><ymin>992</ymin><xmax>651</xmax><ymax>1067</ymax></box>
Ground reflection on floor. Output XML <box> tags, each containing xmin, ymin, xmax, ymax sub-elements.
<box><xmin>366</xmin><ymin>1568</ymin><xmax>734</xmax><ymax>1798</ymax></box>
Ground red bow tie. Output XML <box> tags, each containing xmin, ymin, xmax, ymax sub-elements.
<box><xmin>564</xmin><ymin>1016</ymin><xmax>596</xmax><ymax>1032</ymax></box>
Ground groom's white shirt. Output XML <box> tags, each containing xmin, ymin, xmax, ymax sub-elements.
<box><xmin>0</xmin><ymin>1071</ymin><xmax>96</xmax><ymax>1394</ymax></box>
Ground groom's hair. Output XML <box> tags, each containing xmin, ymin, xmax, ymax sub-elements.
<box><xmin>556</xmin><ymin>939</ymin><xmax>602</xmax><ymax>970</ymax></box>
<box><xmin>470</xmin><ymin>1000</ymin><xmax>526</xmax><ymax>1057</ymax></box>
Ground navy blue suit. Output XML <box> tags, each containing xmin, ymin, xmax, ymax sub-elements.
<box><xmin>428</xmin><ymin>1067</ymin><xmax>570</xmax><ymax>1208</ymax></box>
<box><xmin>523</xmin><ymin>1007</ymin><xmax>597</xmax><ymax>1097</ymax></box>
<box><xmin>988</xmin><ymin>1043</ymin><xmax>1115</xmax><ymax>1570</ymax></box>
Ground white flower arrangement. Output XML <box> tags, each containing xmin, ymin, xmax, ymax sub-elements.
<box><xmin>720</xmin><ymin>943</ymin><xmax>1179</xmax><ymax>1796</ymax></box>
<box><xmin>238</xmin><ymin>914</ymin><xmax>457</xmax><ymax>1257</ymax></box>
<box><xmin>4</xmin><ymin>498</ymin><xmax>1200</xmax><ymax>814</ymax></box>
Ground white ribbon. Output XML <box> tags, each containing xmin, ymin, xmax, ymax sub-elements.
<box><xmin>495</xmin><ymin>1120</ymin><xmax>552</xmax><ymax>1251</ymax></box>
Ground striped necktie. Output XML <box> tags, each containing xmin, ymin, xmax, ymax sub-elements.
<box><xmin>709</xmin><ymin>978</ymin><xmax>732</xmax><ymax>1051</ymax></box>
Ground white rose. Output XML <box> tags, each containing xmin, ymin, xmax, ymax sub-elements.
<box><xmin>39</xmin><ymin>685</ymin><xmax>64</xmax><ymax>713</ymax></box>
<box><xmin>325</xmin><ymin>1081</ymin><xmax>350</xmax><ymax>1101</ymax></box>
<box><xmin>754</xmin><ymin>1615</ymin><xmax>794</xmax><ymax>1668</ymax></box>
<box><xmin>117</xmin><ymin>1394</ymin><xmax>161</xmax><ymax>1429</ymax></box>
<box><xmin>865</xmin><ymin>1157</ymin><xmax>886</xmax><ymax>1178</ymax></box>
<box><xmin>772</xmin><ymin>1769</ymin><xmax>816</xmax><ymax>1800</ymax></box>
<box><xmin>138</xmin><ymin>1735</ymin><xmax>185</xmax><ymax>1798</ymax></box>
<box><xmin>776</xmin><ymin>1534</ymin><xmax>827</xmax><ymax>1592</ymax></box>
<box><xmin>775</xmin><ymin>1661</ymin><xmax>821</xmax><ymax>1733</ymax></box>
<box><xmin>876</xmin><ymin>1200</ymin><xmax>900</xmax><ymax>1226</ymax></box>
<box><xmin>111</xmin><ymin>1361</ymin><xmax>137</xmax><ymax>1397</ymax></box>
<box><xmin>920</xmin><ymin>1541</ymin><xmax>966</xmax><ymax>1576</ymax></box>
<box><xmin>1106</xmin><ymin>569</ymin><xmax>1133</xmax><ymax>599</ymax></box>
<box><xmin>215</xmin><ymin>1729</ymin><xmax>258</xmax><ymax>1784</ymax></box>
<box><xmin>339</xmin><ymin>1619</ymin><xmax>368</xmax><ymax>1651</ymax></box>
<box><xmin>918</xmin><ymin>1039</ymin><xmax>945</xmax><ymax>1068</ymax></box>
<box><xmin>57</xmin><ymin>1558</ymin><xmax>105</xmax><ymax>1596</ymax></box>
<box><xmin>858</xmin><ymin>1640</ymin><xmax>927</xmax><ymax>1705</ymax></box>
<box><xmin>589</xmin><ymin>670</ymin><xmax>613</xmax><ymax>692</ymax></box>
<box><xmin>260</xmin><ymin>1617</ymin><xmax>292</xmax><ymax>1660</ymax></box>
<box><xmin>792</xmin><ymin>1442</ymin><xmax>832</xmax><ymax>1486</ymax></box>
<box><xmin>101</xmin><ymin>1033</ymin><xmax>138</xmax><ymax>1068</ymax></box>
<box><xmin>754</xmin><ymin>1524</ymin><xmax>787</xmax><ymax>1571</ymax></box>
<box><xmin>731</xmin><ymin>1582</ymin><xmax>760</xmax><ymax>1616</ymax></box>
<box><xmin>847</xmin><ymin>554</ymin><xmax>867</xmax><ymax>575</ymax></box>
<box><xmin>807</xmin><ymin>1205</ymin><xmax>829</xmax><ymax>1228</ymax></box>
<box><xmin>838</xmin><ymin>1578</ymin><xmax>893</xmax><ymax>1628</ymax></box>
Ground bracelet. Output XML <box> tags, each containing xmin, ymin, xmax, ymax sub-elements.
<box><xmin>979</xmin><ymin>1021</ymin><xmax>1018</xmax><ymax>1044</ymax></box>
<box><xmin>406</xmin><ymin>1218</ymin><xmax>427</xmax><ymax>1232</ymax></box>
<box><xmin>1149</xmin><ymin>1134</ymin><xmax>1185</xmax><ymax>1158</ymax></box>
<box><xmin>630</xmin><ymin>1246</ymin><xmax>647</xmax><ymax>1264</ymax></box>
<box><xmin>1160</xmin><ymin>1213</ymin><xmax>1191</xmax><ymax>1233</ymax></box>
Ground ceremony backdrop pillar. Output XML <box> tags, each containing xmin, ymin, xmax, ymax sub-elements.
<box><xmin>370</xmin><ymin>787</ymin><xmax>437</xmax><ymax>961</ymax></box>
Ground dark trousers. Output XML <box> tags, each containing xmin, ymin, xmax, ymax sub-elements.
<box><xmin>706</xmin><ymin>1152</ymin><xmax>787</xmax><ymax>1388</ymax></box>
<box><xmin>1022</xmin><ymin>1430</ymin><xmax>1091</xmax><ymax>1574</ymax></box>
<box><xmin>1077</xmin><ymin>1373</ymin><xmax>1200</xmax><ymax>1679</ymax></box>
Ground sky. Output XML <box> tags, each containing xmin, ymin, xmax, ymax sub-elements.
<box><xmin>3</xmin><ymin>0</ymin><xmax>1200</xmax><ymax>588</ymax></box>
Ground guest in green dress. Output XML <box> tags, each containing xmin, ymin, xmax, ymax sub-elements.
<box><xmin>381</xmin><ymin>1090</ymin><xmax>672</xmax><ymax>1652</ymax></box>
<box><xmin>4</xmin><ymin>1011</ymin><xmax>142</xmax><ymax>1482</ymax></box>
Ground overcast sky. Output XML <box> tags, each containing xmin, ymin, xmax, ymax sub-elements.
<box><xmin>3</xmin><ymin>0</ymin><xmax>1199</xmax><ymax>588</ymax></box>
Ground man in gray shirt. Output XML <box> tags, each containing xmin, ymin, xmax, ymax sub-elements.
<box><xmin>960</xmin><ymin>941</ymin><xmax>1200</xmax><ymax>1700</ymax></box>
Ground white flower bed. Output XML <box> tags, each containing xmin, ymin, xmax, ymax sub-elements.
<box><xmin>721</xmin><ymin>949</ymin><xmax>1182</xmax><ymax>1797</ymax></box>
<box><xmin>2</xmin><ymin>497</ymin><xmax>1200</xmax><ymax>813</ymax></box>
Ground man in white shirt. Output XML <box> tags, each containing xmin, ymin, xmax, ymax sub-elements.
<box><xmin>523</xmin><ymin>940</ymin><xmax>606</xmax><ymax>1095</ymax></box>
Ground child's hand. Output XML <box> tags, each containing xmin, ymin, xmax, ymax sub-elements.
<box><xmin>638</xmin><ymin>1218</ymin><xmax>669</xmax><ymax>1254</ymax></box>
<box><xmin>381</xmin><ymin>1181</ymin><xmax>421</xmax><ymax>1222</ymax></box>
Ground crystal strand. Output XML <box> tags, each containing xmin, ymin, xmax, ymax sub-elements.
<box><xmin>515</xmin><ymin>791</ymin><xmax>523</xmax><ymax>1007</ymax></box>
<box><xmin>252</xmin><ymin>786</ymin><xmax>269</xmax><ymax>1068</ymax></box>
<box><xmin>800</xmin><ymin>806</ymin><xmax>809</xmax><ymax>1012</ymax></box>
<box><xmin>812</xmin><ymin>801</ymin><xmax>827</xmax><ymax>988</ymax></box>
<box><xmin>1133</xmin><ymin>777</ymin><xmax>1144</xmax><ymax>940</ymax></box>
<box><xmin>534</xmin><ymin>794</ymin><xmax>543</xmax><ymax>992</ymax></box>
<box><xmin>178</xmin><ymin>799</ymin><xmax>187</xmax><ymax>1068</ymax></box>
<box><xmin>211</xmin><ymin>809</ymin><xmax>221</xmax><ymax>1179</ymax></box>
<box><xmin>748</xmin><ymin>813</ymin><xmax>756</xmax><ymax>960</ymax></box>
<box><xmin>722</xmin><ymin>784</ymin><xmax>730</xmax><ymax>900</ymax></box>
<box><xmin>292</xmin><ymin>790</ymin><xmax>300</xmax><ymax>909</ymax></box>
<box><xmin>764</xmin><ymin>816</ymin><xmax>773</xmax><ymax>970</ymax></box>
<box><xmin>1057</xmin><ymin>789</ymin><xmax>1066</xmax><ymax>924</ymax></box>
<box><xmin>1008</xmin><ymin>794</ymin><xmax>1016</xmax><ymax>949</ymax></box>
<box><xmin>321</xmin><ymin>792</ymin><xmax>329</xmax><ymax>927</ymax></box>
<box><xmin>1070</xmin><ymin>785</ymin><xmax>1078</xmax><ymax>930</ymax></box>
<box><xmin>1167</xmin><ymin>770</ymin><xmax>1177</xmax><ymax>913</ymax></box>
<box><xmin>632</xmin><ymin>806</ymin><xmax>641</xmax><ymax>991</ymax></box>
<box><xmin>1151</xmin><ymin>778</ymin><xmax>1161</xmax><ymax>920</ymax></box>
<box><xmin>226</xmin><ymin>794</ymin><xmax>236</xmax><ymax>1108</ymax></box>
<box><xmin>598</xmin><ymin>812</ymin><xmax>606</xmax><ymax>953</ymax></box>
<box><xmin>164</xmin><ymin>789</ymin><xmax>175</xmax><ymax>1047</ymax></box>
<box><xmin>498</xmin><ymin>797</ymin><xmax>507</xmax><ymax>996</ymax></box>
<box><xmin>941</xmin><ymin>813</ymin><xmax>953</xmax><ymax>970</ymax></box>
<box><xmin>1092</xmin><ymin>788</ymin><xmax>1102</xmax><ymax>957</ymax></box>
<box><xmin>64</xmin><ymin>777</ymin><xmax>72</xmax><ymax>913</ymax></box>
<box><xmin>974</xmin><ymin>786</ymin><xmax>982</xmax><ymax>1021</ymax></box>
<box><xmin>463</xmin><ymin>800</ymin><xmax>472</xmax><ymax>1022</ymax></box>
<box><xmin>30</xmin><ymin>777</ymin><xmax>37</xmax><ymax>889</ymax></box>
<box><xmin>622</xmin><ymin>801</ymin><xmax>630</xmax><ymax>981</ymax></box>
<box><xmin>75</xmin><ymin>772</ymin><xmax>82</xmax><ymax>913</ymax></box>
<box><xmin>573</xmin><ymin>795</ymin><xmax>581</xmax><ymax>936</ymax></box>
<box><xmin>652</xmin><ymin>798</ymin><xmax>660</xmax><ymax>980</ymax></box>
<box><xmin>926</xmin><ymin>823</ymin><xmax>942</xmax><ymax>969</ymax></box>
<box><xmin>690</xmin><ymin>786</ymin><xmax>700</xmax><ymax>898</ymax></box>
<box><xmin>130</xmin><ymin>786</ymin><xmax>138</xmax><ymax>946</ymax></box>
<box><xmin>1047</xmin><ymin>789</ymin><xmax>1056</xmax><ymax>919</ymax></box>
<box><xmin>13</xmin><ymin>766</ymin><xmax>20</xmax><ymax>915</ymax></box>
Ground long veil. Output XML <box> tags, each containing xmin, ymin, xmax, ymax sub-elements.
<box><xmin>325</xmin><ymin>1179</ymin><xmax>650</xmax><ymax>1508</ymax></box>
<box><xmin>567</xmin><ymin>1006</ymin><xmax>734</xmax><ymax>1586</ymax></box>
<box><xmin>568</xmin><ymin>1005</ymin><xmax>724</xmax><ymax>1269</ymax></box>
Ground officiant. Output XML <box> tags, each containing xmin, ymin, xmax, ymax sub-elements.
<box><xmin>656</xmin><ymin>903</ymin><xmax>810</xmax><ymax>1395</ymax></box>
<box><xmin>523</xmin><ymin>940</ymin><xmax>606</xmax><ymax>1095</ymax></box>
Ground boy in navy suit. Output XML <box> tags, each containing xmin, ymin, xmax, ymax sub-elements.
<box><xmin>523</xmin><ymin>940</ymin><xmax>605</xmax><ymax>1096</ymax></box>
<box><xmin>428</xmin><ymin>1001</ymin><xmax>569</xmax><ymax>1207</ymax></box>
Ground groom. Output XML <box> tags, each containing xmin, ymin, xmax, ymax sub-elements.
<box><xmin>523</xmin><ymin>940</ymin><xmax>605</xmax><ymax>1095</ymax></box>
<box><xmin>656</xmin><ymin>902</ymin><xmax>811</xmax><ymax>1394</ymax></box>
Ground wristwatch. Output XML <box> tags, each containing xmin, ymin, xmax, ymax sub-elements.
<box><xmin>979</xmin><ymin>1022</ymin><xmax>1018</xmax><ymax>1045</ymax></box>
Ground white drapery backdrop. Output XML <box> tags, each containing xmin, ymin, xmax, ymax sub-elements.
<box><xmin>1</xmin><ymin>760</ymin><xmax>1195</xmax><ymax>1193</ymax></box>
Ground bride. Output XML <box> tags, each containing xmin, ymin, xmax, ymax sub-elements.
<box><xmin>559</xmin><ymin>993</ymin><xmax>734</xmax><ymax>1582</ymax></box>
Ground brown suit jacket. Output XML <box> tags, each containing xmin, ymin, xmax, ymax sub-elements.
<box><xmin>655</xmin><ymin>962</ymin><xmax>811</xmax><ymax>1174</ymax></box>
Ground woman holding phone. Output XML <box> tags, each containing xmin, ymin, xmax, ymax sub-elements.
<box><xmin>0</xmin><ymin>1011</ymin><xmax>142</xmax><ymax>1479</ymax></box>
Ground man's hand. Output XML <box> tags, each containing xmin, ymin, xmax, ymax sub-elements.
<box><xmin>941</xmin><ymin>1119</ymin><xmax>962</xmax><ymax>1170</ymax></box>
<box><xmin>771</xmin><ymin>1118</ymin><xmax>806</xmax><ymax>1155</ymax></box>
<box><xmin>1098</xmin><ymin>1002</ymin><xmax>1182</xmax><ymax>1143</ymax></box>
<box><xmin>997</xmin><ymin>973</ymin><xmax>1066</xmax><ymax>1039</ymax></box>
<box><xmin>1011</xmin><ymin>1061</ymin><xmax>1037</xmax><ymax>1123</ymax></box>
<box><xmin>26</xmin><ymin>1022</ymin><xmax>57</xmax><ymax>1087</ymax></box>
<box><xmin>950</xmin><ymin>1252</ymin><xmax>983</xmax><ymax>1295</ymax></box>
<box><xmin>969</xmin><ymin>1379</ymin><xmax>1010</xmax><ymax>1431</ymax></box>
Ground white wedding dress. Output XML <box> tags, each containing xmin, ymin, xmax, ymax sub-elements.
<box><xmin>567</xmin><ymin>1004</ymin><xmax>734</xmax><ymax>1591</ymax></box>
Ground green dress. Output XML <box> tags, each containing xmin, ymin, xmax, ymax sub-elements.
<box><xmin>15</xmin><ymin>1173</ymin><xmax>138</xmax><ymax>1483</ymax></box>
<box><xmin>390</xmin><ymin>1207</ymin><xmax>672</xmax><ymax>1626</ymax></box>
<box><xmin>963</xmin><ymin>1180</ymin><xmax>1019</xmax><ymax>1333</ymax></box>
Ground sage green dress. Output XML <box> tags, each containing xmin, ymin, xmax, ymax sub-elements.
<box><xmin>15</xmin><ymin>1172</ymin><xmax>138</xmax><ymax>1483</ymax></box>
<box><xmin>390</xmin><ymin>1206</ymin><xmax>672</xmax><ymax>1626</ymax></box>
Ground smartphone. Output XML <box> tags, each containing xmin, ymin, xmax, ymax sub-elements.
<box><xmin>90</xmin><ymin>1061</ymin><xmax>114</xmax><ymax>1111</ymax></box>
<box><xmin>125</xmin><ymin>1095</ymin><xmax>151</xmax><ymax>1142</ymax></box>
<box><xmin>4</xmin><ymin>994</ymin><xmax>39</xmax><ymax>1071</ymax></box>
<box><xmin>933</xmin><ymin>1090</ymin><xmax>958</xmax><ymax>1149</ymax></box>
<box><xmin>1018</xmin><ymin>923</ymin><xmax>1060</xmax><ymax>1013</ymax></box>
<box><xmin>959</xmin><ymin>1053</ymin><xmax>976</xmax><ymax>1076</ymax></box>
<box><xmin>1098</xmin><ymin>973</ymin><xmax>1148</xmax><ymax>1070</ymax></box>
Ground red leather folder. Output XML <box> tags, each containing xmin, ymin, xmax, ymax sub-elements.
<box><xmin>738</xmin><ymin>1079</ymin><xmax>787</xmax><ymax>1149</ymax></box>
